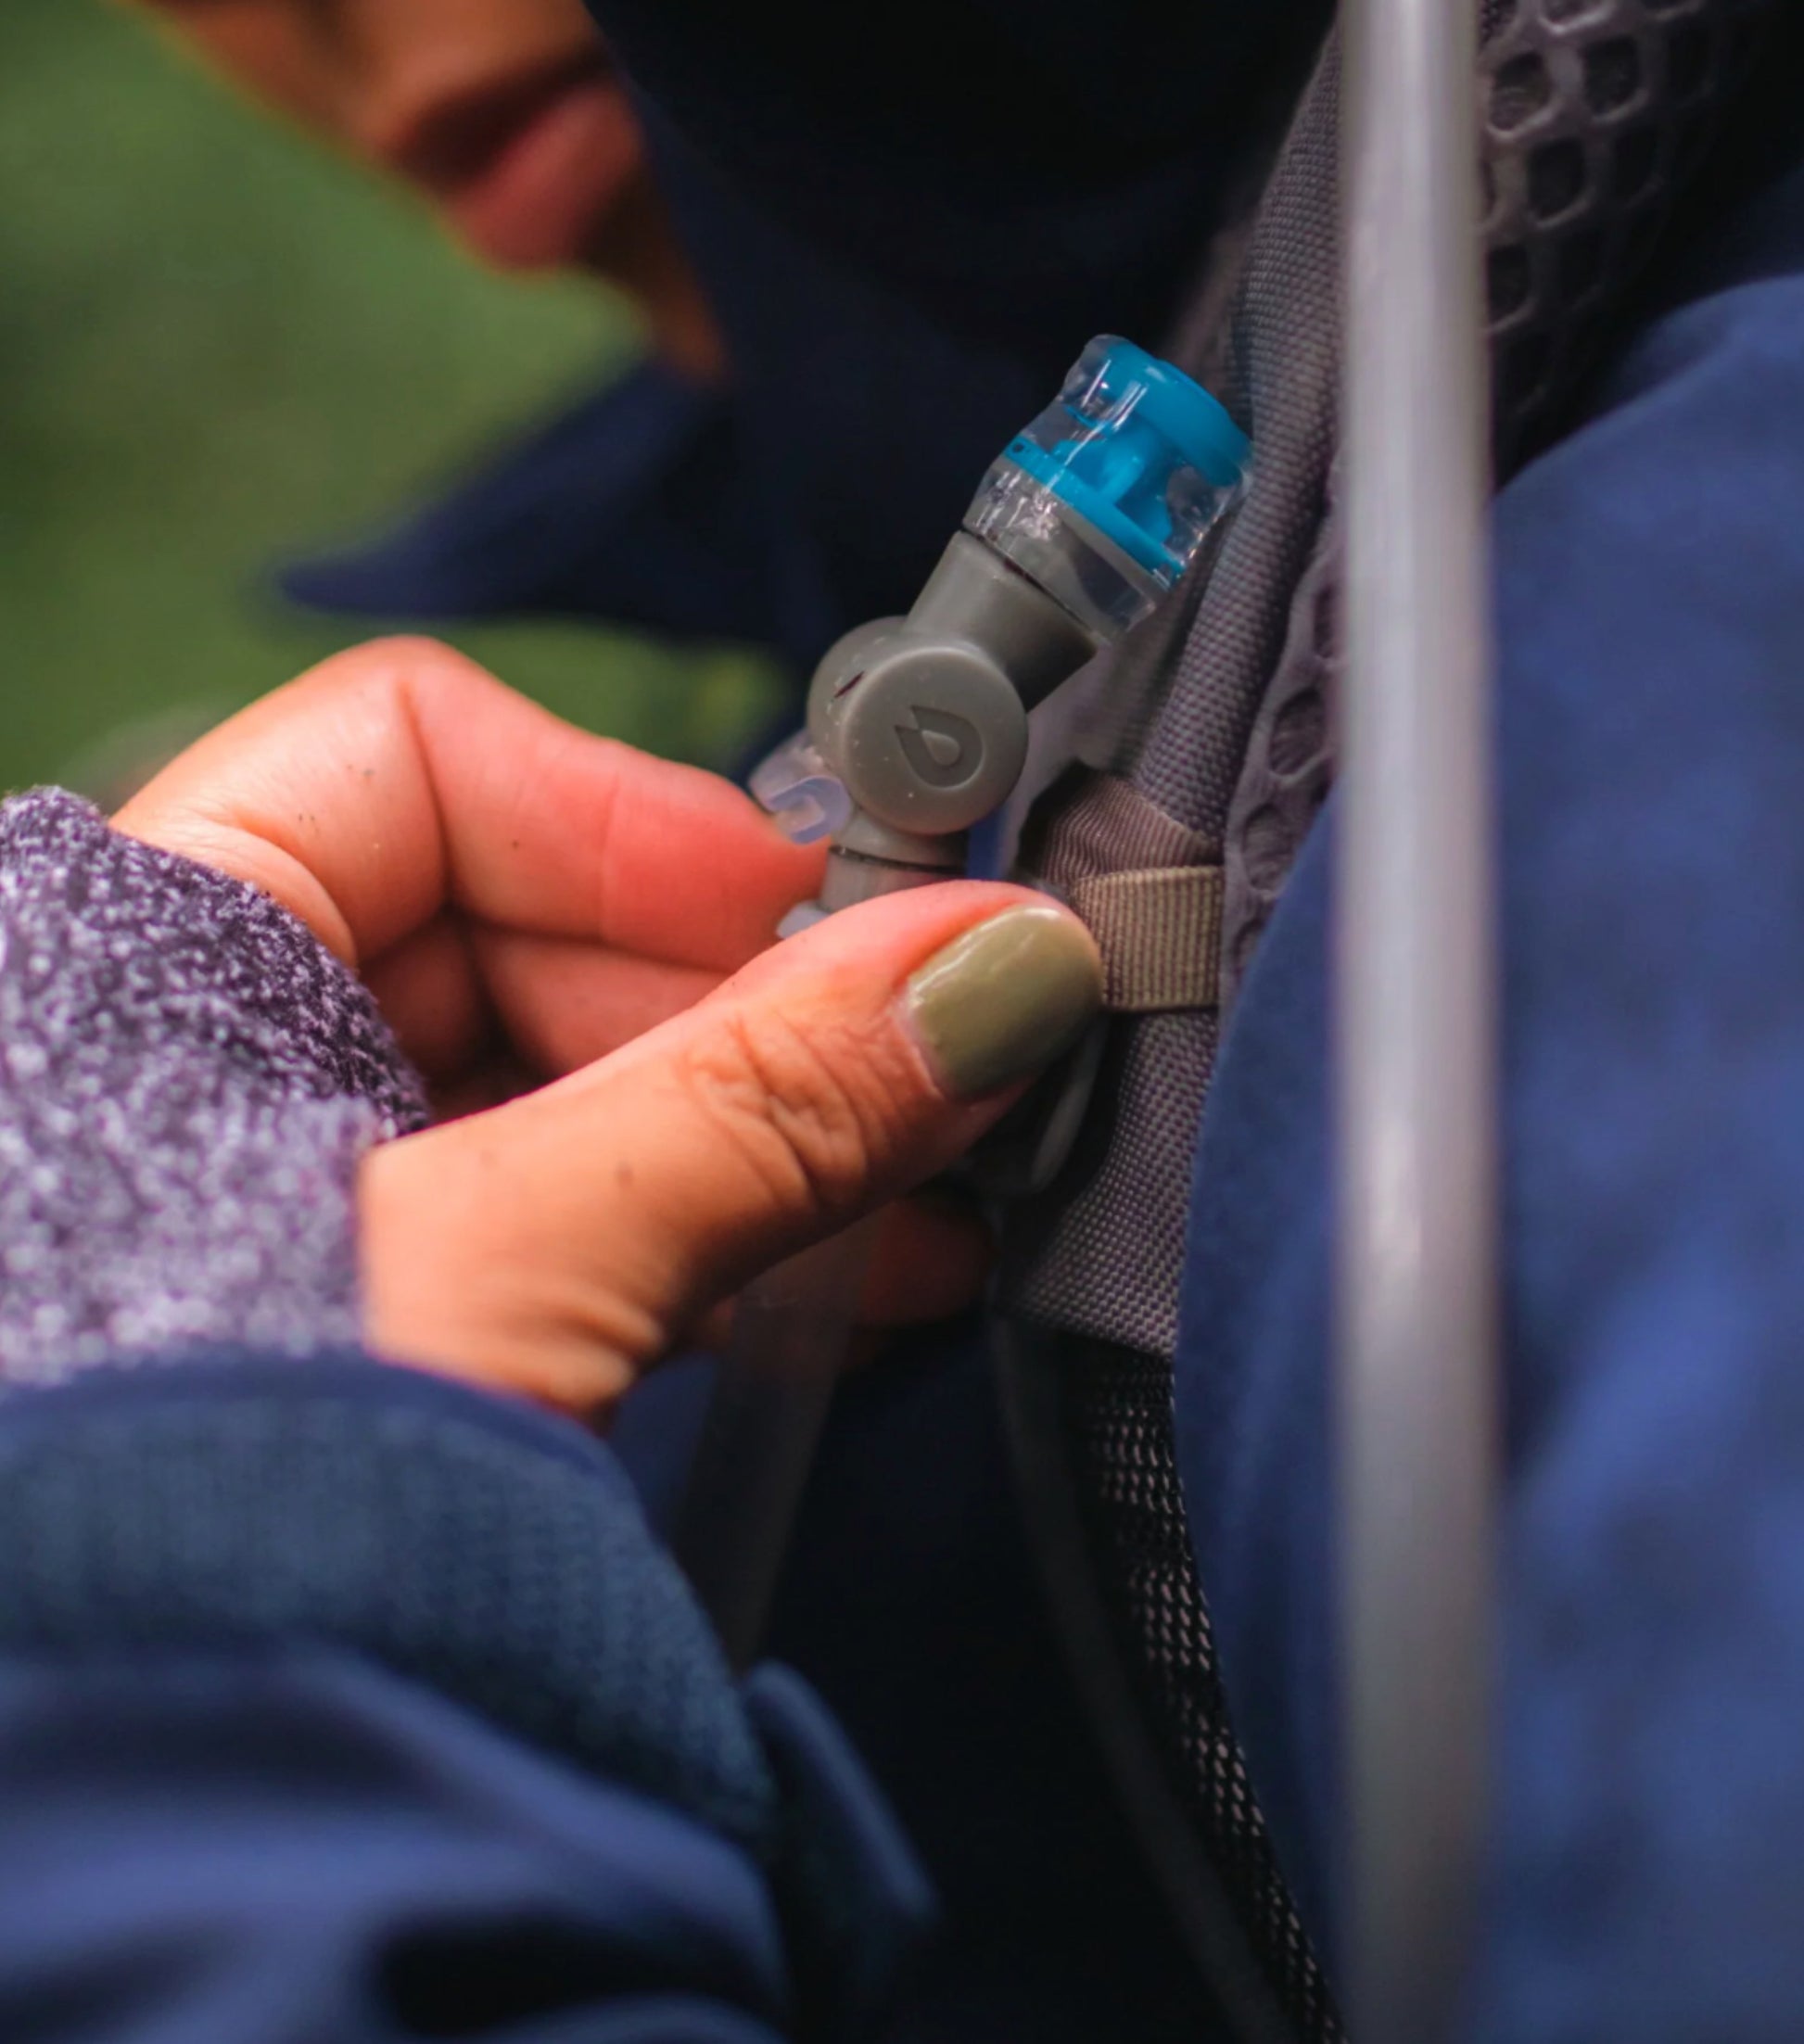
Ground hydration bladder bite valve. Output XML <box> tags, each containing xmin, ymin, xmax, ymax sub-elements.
<box><xmin>753</xmin><ymin>337</ymin><xmax>1251</xmax><ymax>919</ymax></box>
<box><xmin>679</xmin><ymin>338</ymin><xmax>1249</xmax><ymax>1672</ymax></box>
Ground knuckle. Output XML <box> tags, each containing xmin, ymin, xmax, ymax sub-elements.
<box><xmin>324</xmin><ymin>635</ymin><xmax>495</xmax><ymax>717</ymax></box>
<box><xmin>671</xmin><ymin>1004</ymin><xmax>906</xmax><ymax>1224</ymax></box>
<box><xmin>306</xmin><ymin>633</ymin><xmax>452</xmax><ymax>695</ymax></box>
<box><xmin>362</xmin><ymin>632</ymin><xmax>469</xmax><ymax>677</ymax></box>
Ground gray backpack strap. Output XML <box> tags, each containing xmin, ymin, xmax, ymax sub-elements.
<box><xmin>1004</xmin><ymin>24</ymin><xmax>1345</xmax><ymax>1355</ymax></box>
<box><xmin>997</xmin><ymin>2</ymin><xmax>1784</xmax><ymax>2038</ymax></box>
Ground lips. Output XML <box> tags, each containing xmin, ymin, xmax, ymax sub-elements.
<box><xmin>370</xmin><ymin>54</ymin><xmax>644</xmax><ymax>273</ymax></box>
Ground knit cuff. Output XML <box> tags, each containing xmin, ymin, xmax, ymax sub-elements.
<box><xmin>0</xmin><ymin>789</ymin><xmax>427</xmax><ymax>1383</ymax></box>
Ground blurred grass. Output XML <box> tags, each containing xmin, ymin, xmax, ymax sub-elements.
<box><xmin>0</xmin><ymin>0</ymin><xmax>781</xmax><ymax>794</ymax></box>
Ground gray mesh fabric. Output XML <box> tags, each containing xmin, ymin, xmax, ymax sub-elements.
<box><xmin>1481</xmin><ymin>0</ymin><xmax>1773</xmax><ymax>473</ymax></box>
<box><xmin>1068</xmin><ymin>1343</ymin><xmax>1341</xmax><ymax>2040</ymax></box>
<box><xmin>1219</xmin><ymin>506</ymin><xmax>1342</xmax><ymax>1012</ymax></box>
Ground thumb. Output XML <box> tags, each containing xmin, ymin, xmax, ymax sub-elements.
<box><xmin>360</xmin><ymin>882</ymin><xmax>1101</xmax><ymax>1412</ymax></box>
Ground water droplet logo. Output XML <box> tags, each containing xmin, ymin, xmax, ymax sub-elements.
<box><xmin>896</xmin><ymin>706</ymin><xmax>982</xmax><ymax>789</ymax></box>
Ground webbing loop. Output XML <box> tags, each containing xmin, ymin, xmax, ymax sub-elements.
<box><xmin>1067</xmin><ymin>867</ymin><xmax>1223</xmax><ymax>1013</ymax></box>
<box><xmin>1022</xmin><ymin>769</ymin><xmax>1224</xmax><ymax>1013</ymax></box>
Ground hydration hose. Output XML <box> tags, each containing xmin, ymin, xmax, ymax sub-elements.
<box><xmin>673</xmin><ymin>338</ymin><xmax>1251</xmax><ymax>1670</ymax></box>
<box><xmin>1340</xmin><ymin>3</ymin><xmax>1499</xmax><ymax>2038</ymax></box>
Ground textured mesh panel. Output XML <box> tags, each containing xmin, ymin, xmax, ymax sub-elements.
<box><xmin>1480</xmin><ymin>0</ymin><xmax>1773</xmax><ymax>472</ymax></box>
<box><xmin>1139</xmin><ymin>58</ymin><xmax>1346</xmax><ymax>844</ymax></box>
<box><xmin>1069</xmin><ymin>1345</ymin><xmax>1344</xmax><ymax>2041</ymax></box>
<box><xmin>1218</xmin><ymin>507</ymin><xmax>1343</xmax><ymax>1012</ymax></box>
<box><xmin>999</xmin><ymin>6</ymin><xmax>1783</xmax><ymax>2038</ymax></box>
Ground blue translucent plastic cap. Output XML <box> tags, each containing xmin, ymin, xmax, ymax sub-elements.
<box><xmin>963</xmin><ymin>337</ymin><xmax>1251</xmax><ymax>641</ymax></box>
<box><xmin>1000</xmin><ymin>337</ymin><xmax>1250</xmax><ymax>583</ymax></box>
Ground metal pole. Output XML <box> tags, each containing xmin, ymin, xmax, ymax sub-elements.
<box><xmin>1338</xmin><ymin>1</ymin><xmax>1498</xmax><ymax>2038</ymax></box>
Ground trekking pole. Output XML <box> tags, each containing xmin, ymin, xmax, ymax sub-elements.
<box><xmin>1338</xmin><ymin>2</ymin><xmax>1498</xmax><ymax>2038</ymax></box>
<box><xmin>676</xmin><ymin>337</ymin><xmax>1250</xmax><ymax>1669</ymax></box>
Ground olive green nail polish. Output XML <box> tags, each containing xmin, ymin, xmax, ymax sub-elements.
<box><xmin>904</xmin><ymin>904</ymin><xmax>1103</xmax><ymax>1099</ymax></box>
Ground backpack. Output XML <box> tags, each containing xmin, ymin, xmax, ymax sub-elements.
<box><xmin>995</xmin><ymin>4</ymin><xmax>1784</xmax><ymax>2034</ymax></box>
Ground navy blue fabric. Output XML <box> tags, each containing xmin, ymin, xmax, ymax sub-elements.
<box><xmin>1175</xmin><ymin>155</ymin><xmax>1804</xmax><ymax>2034</ymax></box>
<box><xmin>279</xmin><ymin>273</ymin><xmax>1050</xmax><ymax>682</ymax></box>
<box><xmin>282</xmin><ymin>360</ymin><xmax>834</xmax><ymax>673</ymax></box>
<box><xmin>741</xmin><ymin>1666</ymin><xmax>937</xmax><ymax>2038</ymax></box>
<box><xmin>0</xmin><ymin>1332</ymin><xmax>1209</xmax><ymax>2036</ymax></box>
<box><xmin>278</xmin><ymin>249</ymin><xmax>1072</xmax><ymax>681</ymax></box>
<box><xmin>0</xmin><ymin>1337</ymin><xmax>1201</xmax><ymax>2041</ymax></box>
<box><xmin>613</xmin><ymin>107</ymin><xmax>1073</xmax><ymax>665</ymax></box>
<box><xmin>0</xmin><ymin>1648</ymin><xmax>791</xmax><ymax>2041</ymax></box>
<box><xmin>583</xmin><ymin>0</ymin><xmax>1327</xmax><ymax>369</ymax></box>
<box><xmin>565</xmin><ymin>0</ymin><xmax>1322</xmax><ymax>672</ymax></box>
<box><xmin>288</xmin><ymin>0</ymin><xmax>1328</xmax><ymax>680</ymax></box>
<box><xmin>0</xmin><ymin>1353</ymin><xmax>776</xmax><ymax>1850</ymax></box>
<box><xmin>610</xmin><ymin>1323</ymin><xmax>1213</xmax><ymax>2039</ymax></box>
<box><xmin>0</xmin><ymin>1355</ymin><xmax>933</xmax><ymax>2042</ymax></box>
<box><xmin>767</xmin><ymin>1317</ymin><xmax>1214</xmax><ymax>2040</ymax></box>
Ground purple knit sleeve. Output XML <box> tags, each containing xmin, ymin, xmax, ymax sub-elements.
<box><xmin>0</xmin><ymin>789</ymin><xmax>429</xmax><ymax>1383</ymax></box>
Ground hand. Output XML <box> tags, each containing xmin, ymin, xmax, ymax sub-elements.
<box><xmin>117</xmin><ymin>640</ymin><xmax>1101</xmax><ymax>1416</ymax></box>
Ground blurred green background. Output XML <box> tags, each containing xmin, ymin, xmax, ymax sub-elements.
<box><xmin>0</xmin><ymin>1</ymin><xmax>780</xmax><ymax>797</ymax></box>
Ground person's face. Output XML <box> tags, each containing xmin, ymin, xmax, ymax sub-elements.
<box><xmin>133</xmin><ymin>0</ymin><xmax>644</xmax><ymax>274</ymax></box>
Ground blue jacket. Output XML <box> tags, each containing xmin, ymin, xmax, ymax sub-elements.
<box><xmin>286</xmin><ymin>0</ymin><xmax>1330</xmax><ymax>674</ymax></box>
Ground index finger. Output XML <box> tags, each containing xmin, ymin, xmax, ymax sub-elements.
<box><xmin>115</xmin><ymin>638</ymin><xmax>824</xmax><ymax>971</ymax></box>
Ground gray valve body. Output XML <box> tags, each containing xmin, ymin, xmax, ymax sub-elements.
<box><xmin>807</xmin><ymin>533</ymin><xmax>1099</xmax><ymax>869</ymax></box>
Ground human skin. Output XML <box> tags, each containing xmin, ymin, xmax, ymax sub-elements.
<box><xmin>129</xmin><ymin>0</ymin><xmax>723</xmax><ymax>376</ymax></box>
<box><xmin>115</xmin><ymin>638</ymin><xmax>1102</xmax><ymax>1416</ymax></box>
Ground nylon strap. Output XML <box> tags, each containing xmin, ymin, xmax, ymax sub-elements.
<box><xmin>1021</xmin><ymin>768</ymin><xmax>1224</xmax><ymax>1014</ymax></box>
<box><xmin>1068</xmin><ymin>867</ymin><xmax>1224</xmax><ymax>1012</ymax></box>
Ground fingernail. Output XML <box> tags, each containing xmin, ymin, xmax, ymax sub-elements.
<box><xmin>904</xmin><ymin>904</ymin><xmax>1103</xmax><ymax>1099</ymax></box>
